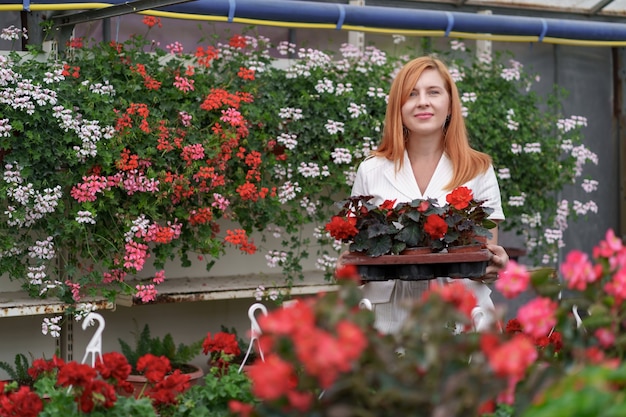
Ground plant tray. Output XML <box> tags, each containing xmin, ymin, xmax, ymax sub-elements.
<box><xmin>338</xmin><ymin>250</ymin><xmax>490</xmax><ymax>281</ymax></box>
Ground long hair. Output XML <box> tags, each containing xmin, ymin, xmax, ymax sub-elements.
<box><xmin>373</xmin><ymin>56</ymin><xmax>492</xmax><ymax>190</ymax></box>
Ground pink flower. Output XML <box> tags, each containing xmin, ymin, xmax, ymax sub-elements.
<box><xmin>152</xmin><ymin>270</ymin><xmax>166</xmax><ymax>284</ymax></box>
<box><xmin>135</xmin><ymin>284</ymin><xmax>157</xmax><ymax>303</ymax></box>
<box><xmin>173</xmin><ymin>75</ymin><xmax>195</xmax><ymax>93</ymax></box>
<box><xmin>593</xmin><ymin>228</ymin><xmax>623</xmax><ymax>259</ymax></box>
<box><xmin>516</xmin><ymin>297</ymin><xmax>557</xmax><ymax>339</ymax></box>
<box><xmin>595</xmin><ymin>328</ymin><xmax>615</xmax><ymax>348</ymax></box>
<box><xmin>220</xmin><ymin>107</ymin><xmax>244</xmax><ymax>126</ymax></box>
<box><xmin>123</xmin><ymin>240</ymin><xmax>149</xmax><ymax>271</ymax></box>
<box><xmin>181</xmin><ymin>143</ymin><xmax>205</xmax><ymax>165</ymax></box>
<box><xmin>560</xmin><ymin>250</ymin><xmax>598</xmax><ymax>290</ymax></box>
<box><xmin>604</xmin><ymin>267</ymin><xmax>626</xmax><ymax>304</ymax></box>
<box><xmin>495</xmin><ymin>260</ymin><xmax>530</xmax><ymax>299</ymax></box>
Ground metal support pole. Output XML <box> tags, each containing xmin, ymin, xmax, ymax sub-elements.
<box><xmin>348</xmin><ymin>0</ymin><xmax>365</xmax><ymax>52</ymax></box>
<box><xmin>57</xmin><ymin>318</ymin><xmax>74</xmax><ymax>362</ymax></box>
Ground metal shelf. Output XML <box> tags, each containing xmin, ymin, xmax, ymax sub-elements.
<box><xmin>0</xmin><ymin>272</ymin><xmax>337</xmax><ymax>317</ymax></box>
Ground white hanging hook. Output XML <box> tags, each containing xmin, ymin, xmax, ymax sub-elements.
<box><xmin>238</xmin><ymin>303</ymin><xmax>268</xmax><ymax>373</ymax></box>
<box><xmin>359</xmin><ymin>298</ymin><xmax>372</xmax><ymax>311</ymax></box>
<box><xmin>81</xmin><ymin>312</ymin><xmax>105</xmax><ymax>367</ymax></box>
<box><xmin>572</xmin><ymin>305</ymin><xmax>588</xmax><ymax>331</ymax></box>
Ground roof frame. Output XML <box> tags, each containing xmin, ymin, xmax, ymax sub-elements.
<box><xmin>302</xmin><ymin>0</ymin><xmax>626</xmax><ymax>24</ymax></box>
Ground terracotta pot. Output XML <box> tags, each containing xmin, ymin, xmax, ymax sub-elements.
<box><xmin>123</xmin><ymin>364</ymin><xmax>204</xmax><ymax>398</ymax></box>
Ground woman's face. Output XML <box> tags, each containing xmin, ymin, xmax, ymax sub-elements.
<box><xmin>401</xmin><ymin>68</ymin><xmax>451</xmax><ymax>138</ymax></box>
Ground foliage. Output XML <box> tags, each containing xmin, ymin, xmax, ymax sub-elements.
<box><xmin>118</xmin><ymin>323</ymin><xmax>203</xmax><ymax>372</ymax></box>
<box><xmin>441</xmin><ymin>185</ymin><xmax>496</xmax><ymax>247</ymax></box>
<box><xmin>219</xmin><ymin>228</ymin><xmax>626</xmax><ymax>416</ymax></box>
<box><xmin>172</xmin><ymin>366</ymin><xmax>256</xmax><ymax>417</ymax></box>
<box><xmin>0</xmin><ymin>22</ymin><xmax>596</xmax><ymax>323</ymax></box>
<box><xmin>0</xmin><ymin>353</ymin><xmax>35</xmax><ymax>387</ymax></box>
<box><xmin>0</xmin><ymin>330</ymin><xmax>253</xmax><ymax>417</ymax></box>
<box><xmin>326</xmin><ymin>186</ymin><xmax>495</xmax><ymax>256</ymax></box>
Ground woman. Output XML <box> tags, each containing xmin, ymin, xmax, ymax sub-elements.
<box><xmin>352</xmin><ymin>55</ymin><xmax>509</xmax><ymax>334</ymax></box>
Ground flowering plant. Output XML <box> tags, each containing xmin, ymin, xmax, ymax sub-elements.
<box><xmin>0</xmin><ymin>352</ymin><xmax>182</xmax><ymax>417</ymax></box>
<box><xmin>325</xmin><ymin>195</ymin><xmax>402</xmax><ymax>257</ymax></box>
<box><xmin>0</xmin><ymin>330</ymin><xmax>254</xmax><ymax>416</ymax></box>
<box><xmin>225</xmin><ymin>228</ymin><xmax>626</xmax><ymax>416</ymax></box>
<box><xmin>325</xmin><ymin>186</ymin><xmax>494</xmax><ymax>256</ymax></box>
<box><xmin>442</xmin><ymin>186</ymin><xmax>496</xmax><ymax>248</ymax></box>
<box><xmin>117</xmin><ymin>323</ymin><xmax>203</xmax><ymax>374</ymax></box>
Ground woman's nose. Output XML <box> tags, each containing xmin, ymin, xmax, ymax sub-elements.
<box><xmin>416</xmin><ymin>92</ymin><xmax>429</xmax><ymax>106</ymax></box>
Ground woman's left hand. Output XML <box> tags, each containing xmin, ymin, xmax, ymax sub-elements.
<box><xmin>478</xmin><ymin>244</ymin><xmax>509</xmax><ymax>284</ymax></box>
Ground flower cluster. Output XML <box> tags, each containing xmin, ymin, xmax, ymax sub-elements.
<box><xmin>325</xmin><ymin>186</ymin><xmax>495</xmax><ymax>256</ymax></box>
<box><xmin>202</xmin><ymin>331</ymin><xmax>241</xmax><ymax>371</ymax></box>
<box><xmin>222</xmin><ymin>228</ymin><xmax>626</xmax><ymax>416</ymax></box>
<box><xmin>0</xmin><ymin>352</ymin><xmax>185</xmax><ymax>417</ymax></box>
<box><xmin>0</xmin><ymin>330</ymin><xmax>254</xmax><ymax>417</ymax></box>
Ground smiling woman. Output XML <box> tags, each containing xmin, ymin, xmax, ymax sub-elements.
<box><xmin>351</xmin><ymin>55</ymin><xmax>507</xmax><ymax>334</ymax></box>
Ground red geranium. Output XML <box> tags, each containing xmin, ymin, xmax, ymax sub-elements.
<box><xmin>136</xmin><ymin>354</ymin><xmax>171</xmax><ymax>384</ymax></box>
<box><xmin>325</xmin><ymin>216</ymin><xmax>358</xmax><ymax>241</ymax></box>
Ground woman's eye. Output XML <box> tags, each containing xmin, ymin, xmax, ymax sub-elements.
<box><xmin>409</xmin><ymin>91</ymin><xmax>418</xmax><ymax>97</ymax></box>
<box><xmin>428</xmin><ymin>90</ymin><xmax>440</xmax><ymax>95</ymax></box>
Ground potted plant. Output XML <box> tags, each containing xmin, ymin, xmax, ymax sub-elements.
<box><xmin>0</xmin><ymin>353</ymin><xmax>35</xmax><ymax>388</ymax></box>
<box><xmin>117</xmin><ymin>323</ymin><xmax>204</xmax><ymax>397</ymax></box>
<box><xmin>0</xmin><ymin>329</ymin><xmax>254</xmax><ymax>416</ymax></box>
<box><xmin>172</xmin><ymin>331</ymin><xmax>258</xmax><ymax>417</ymax></box>
<box><xmin>325</xmin><ymin>195</ymin><xmax>402</xmax><ymax>257</ymax></box>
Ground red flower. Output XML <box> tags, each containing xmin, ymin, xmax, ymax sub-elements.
<box><xmin>229</xmin><ymin>400</ymin><xmax>254</xmax><ymax>417</ymax></box>
<box><xmin>96</xmin><ymin>352</ymin><xmax>132</xmax><ymax>383</ymax></box>
<box><xmin>446</xmin><ymin>186</ymin><xmax>474</xmax><ymax>210</ymax></box>
<box><xmin>417</xmin><ymin>200</ymin><xmax>430</xmax><ymax>212</ymax></box>
<box><xmin>325</xmin><ymin>216</ymin><xmax>358</xmax><ymax>241</ymax></box>
<box><xmin>142</xmin><ymin>15</ymin><xmax>162</xmax><ymax>28</ymax></box>
<box><xmin>229</xmin><ymin>34</ymin><xmax>248</xmax><ymax>49</ymax></box>
<box><xmin>77</xmin><ymin>379</ymin><xmax>117</xmax><ymax>412</ymax></box>
<box><xmin>247</xmin><ymin>354</ymin><xmax>297</xmax><ymax>400</ymax></box>
<box><xmin>0</xmin><ymin>386</ymin><xmax>43</xmax><ymax>417</ymax></box>
<box><xmin>147</xmin><ymin>369</ymin><xmax>190</xmax><ymax>406</ymax></box>
<box><xmin>379</xmin><ymin>199</ymin><xmax>396</xmax><ymax>211</ymax></box>
<box><xmin>136</xmin><ymin>354</ymin><xmax>171</xmax><ymax>384</ymax></box>
<box><xmin>548</xmin><ymin>331</ymin><xmax>563</xmax><ymax>353</ymax></box>
<box><xmin>486</xmin><ymin>333</ymin><xmax>537</xmax><ymax>379</ymax></box>
<box><xmin>202</xmin><ymin>332</ymin><xmax>241</xmax><ymax>356</ymax></box>
<box><xmin>505</xmin><ymin>318</ymin><xmax>523</xmax><ymax>334</ymax></box>
<box><xmin>56</xmin><ymin>361</ymin><xmax>98</xmax><ymax>388</ymax></box>
<box><xmin>28</xmin><ymin>355</ymin><xmax>64</xmax><ymax>380</ymax></box>
<box><xmin>334</xmin><ymin>264</ymin><xmax>361</xmax><ymax>284</ymax></box>
<box><xmin>423</xmin><ymin>214</ymin><xmax>447</xmax><ymax>239</ymax></box>
<box><xmin>426</xmin><ymin>281</ymin><xmax>477</xmax><ymax>320</ymax></box>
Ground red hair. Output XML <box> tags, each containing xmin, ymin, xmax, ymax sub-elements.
<box><xmin>373</xmin><ymin>56</ymin><xmax>492</xmax><ymax>190</ymax></box>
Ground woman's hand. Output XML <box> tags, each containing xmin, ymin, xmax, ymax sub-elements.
<box><xmin>479</xmin><ymin>244</ymin><xmax>509</xmax><ymax>284</ymax></box>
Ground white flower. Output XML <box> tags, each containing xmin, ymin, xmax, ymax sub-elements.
<box><xmin>331</xmin><ymin>147</ymin><xmax>352</xmax><ymax>164</ymax></box>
